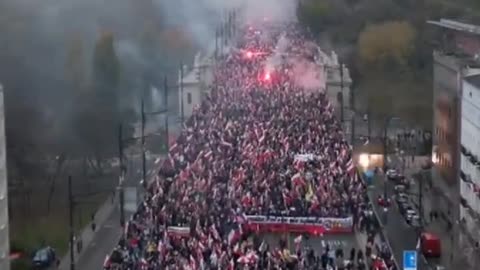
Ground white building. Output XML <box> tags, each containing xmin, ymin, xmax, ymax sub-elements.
<box><xmin>460</xmin><ymin>75</ymin><xmax>480</xmax><ymax>249</ymax></box>
<box><xmin>178</xmin><ymin>52</ymin><xmax>214</xmax><ymax>120</ymax></box>
<box><xmin>0</xmin><ymin>84</ymin><xmax>9</xmax><ymax>270</ymax></box>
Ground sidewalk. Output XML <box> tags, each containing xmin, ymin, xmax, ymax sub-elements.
<box><xmin>58</xmin><ymin>195</ymin><xmax>117</xmax><ymax>270</ymax></box>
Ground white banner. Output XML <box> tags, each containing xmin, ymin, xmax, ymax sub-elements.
<box><xmin>245</xmin><ymin>215</ymin><xmax>353</xmax><ymax>229</ymax></box>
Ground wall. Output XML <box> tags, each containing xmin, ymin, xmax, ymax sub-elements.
<box><xmin>430</xmin><ymin>52</ymin><xmax>462</xmax><ymax>268</ymax></box>
<box><xmin>455</xmin><ymin>32</ymin><xmax>480</xmax><ymax>57</ymax></box>
<box><xmin>0</xmin><ymin>85</ymin><xmax>9</xmax><ymax>270</ymax></box>
<box><xmin>180</xmin><ymin>81</ymin><xmax>202</xmax><ymax>118</ymax></box>
<box><xmin>432</xmin><ymin>53</ymin><xmax>461</xmax><ymax>188</ymax></box>
<box><xmin>460</xmin><ymin>80</ymin><xmax>480</xmax><ymax>252</ymax></box>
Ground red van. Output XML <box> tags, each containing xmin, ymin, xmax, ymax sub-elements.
<box><xmin>420</xmin><ymin>232</ymin><xmax>442</xmax><ymax>258</ymax></box>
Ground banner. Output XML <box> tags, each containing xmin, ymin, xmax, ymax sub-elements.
<box><xmin>243</xmin><ymin>215</ymin><xmax>353</xmax><ymax>234</ymax></box>
<box><xmin>294</xmin><ymin>154</ymin><xmax>317</xmax><ymax>162</ymax></box>
<box><xmin>167</xmin><ymin>226</ymin><xmax>190</xmax><ymax>237</ymax></box>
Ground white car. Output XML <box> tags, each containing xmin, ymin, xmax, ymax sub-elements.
<box><xmin>386</xmin><ymin>169</ymin><xmax>398</xmax><ymax>179</ymax></box>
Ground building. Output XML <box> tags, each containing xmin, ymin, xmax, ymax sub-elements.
<box><xmin>0</xmin><ymin>84</ymin><xmax>9</xmax><ymax>270</ymax></box>
<box><xmin>428</xmin><ymin>18</ymin><xmax>480</xmax><ymax>269</ymax></box>
<box><xmin>459</xmin><ymin>75</ymin><xmax>480</xmax><ymax>266</ymax></box>
<box><xmin>178</xmin><ymin>52</ymin><xmax>214</xmax><ymax>120</ymax></box>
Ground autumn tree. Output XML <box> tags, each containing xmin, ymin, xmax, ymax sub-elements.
<box><xmin>358</xmin><ymin>21</ymin><xmax>416</xmax><ymax>73</ymax></box>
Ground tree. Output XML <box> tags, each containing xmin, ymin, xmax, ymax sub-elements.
<box><xmin>93</xmin><ymin>32</ymin><xmax>121</xmax><ymax>100</ymax></box>
<box><xmin>65</xmin><ymin>36</ymin><xmax>87</xmax><ymax>94</ymax></box>
<box><xmin>72</xmin><ymin>31</ymin><xmax>131</xmax><ymax>172</ymax></box>
<box><xmin>358</xmin><ymin>21</ymin><xmax>416</xmax><ymax>73</ymax></box>
<box><xmin>297</xmin><ymin>0</ymin><xmax>331</xmax><ymax>33</ymax></box>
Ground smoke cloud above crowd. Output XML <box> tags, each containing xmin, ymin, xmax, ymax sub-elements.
<box><xmin>153</xmin><ymin>0</ymin><xmax>297</xmax><ymax>49</ymax></box>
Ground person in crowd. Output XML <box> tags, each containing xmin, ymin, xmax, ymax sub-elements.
<box><xmin>103</xmin><ymin>21</ymin><xmax>368</xmax><ymax>270</ymax></box>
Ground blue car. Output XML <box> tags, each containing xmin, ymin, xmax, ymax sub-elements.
<box><xmin>32</xmin><ymin>246</ymin><xmax>57</xmax><ymax>269</ymax></box>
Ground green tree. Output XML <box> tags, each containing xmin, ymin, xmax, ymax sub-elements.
<box><xmin>358</xmin><ymin>21</ymin><xmax>416</xmax><ymax>73</ymax></box>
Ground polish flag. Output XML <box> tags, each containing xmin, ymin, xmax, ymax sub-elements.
<box><xmin>346</xmin><ymin>158</ymin><xmax>355</xmax><ymax>174</ymax></box>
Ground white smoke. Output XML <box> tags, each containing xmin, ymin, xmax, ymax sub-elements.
<box><xmin>153</xmin><ymin>0</ymin><xmax>297</xmax><ymax>50</ymax></box>
<box><xmin>265</xmin><ymin>33</ymin><xmax>289</xmax><ymax>72</ymax></box>
<box><xmin>289</xmin><ymin>57</ymin><xmax>326</xmax><ymax>91</ymax></box>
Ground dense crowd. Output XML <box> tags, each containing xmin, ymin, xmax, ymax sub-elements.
<box><xmin>103</xmin><ymin>21</ymin><xmax>370</xmax><ymax>270</ymax></box>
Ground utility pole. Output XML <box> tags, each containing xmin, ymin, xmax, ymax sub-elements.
<box><xmin>164</xmin><ymin>76</ymin><xmax>169</xmax><ymax>151</ymax></box>
<box><xmin>383</xmin><ymin>117</ymin><xmax>390</xmax><ymax>211</ymax></box>
<box><xmin>141</xmin><ymin>100</ymin><xmax>146</xmax><ymax>189</ymax></box>
<box><xmin>179</xmin><ymin>63</ymin><xmax>184</xmax><ymax>123</ymax></box>
<box><xmin>118</xmin><ymin>124</ymin><xmax>125</xmax><ymax>228</ymax></box>
<box><xmin>339</xmin><ymin>62</ymin><xmax>344</xmax><ymax>123</ymax></box>
<box><xmin>367</xmin><ymin>108</ymin><xmax>372</xmax><ymax>142</ymax></box>
<box><xmin>232</xmin><ymin>9</ymin><xmax>236</xmax><ymax>38</ymax></box>
<box><xmin>419</xmin><ymin>171</ymin><xmax>424</xmax><ymax>227</ymax></box>
<box><xmin>215</xmin><ymin>28</ymin><xmax>219</xmax><ymax>61</ymax></box>
<box><xmin>219</xmin><ymin>25</ymin><xmax>224</xmax><ymax>54</ymax></box>
<box><xmin>351</xmin><ymin>87</ymin><xmax>355</xmax><ymax>145</ymax></box>
<box><xmin>68</xmin><ymin>176</ymin><xmax>75</xmax><ymax>270</ymax></box>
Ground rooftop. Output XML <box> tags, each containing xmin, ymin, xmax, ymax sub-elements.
<box><xmin>465</xmin><ymin>74</ymin><xmax>480</xmax><ymax>88</ymax></box>
<box><xmin>428</xmin><ymin>19</ymin><xmax>480</xmax><ymax>36</ymax></box>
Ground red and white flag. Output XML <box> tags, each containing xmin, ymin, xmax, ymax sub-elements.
<box><xmin>346</xmin><ymin>158</ymin><xmax>355</xmax><ymax>174</ymax></box>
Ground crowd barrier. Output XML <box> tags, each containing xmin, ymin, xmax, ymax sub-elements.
<box><xmin>243</xmin><ymin>215</ymin><xmax>353</xmax><ymax>235</ymax></box>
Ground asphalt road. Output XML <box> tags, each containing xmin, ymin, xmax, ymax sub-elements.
<box><xmin>71</xmin><ymin>154</ymin><xmax>159</xmax><ymax>270</ymax></box>
<box><xmin>75</xmin><ymin>207</ymin><xmax>122</xmax><ymax>270</ymax></box>
<box><xmin>369</xmin><ymin>154</ymin><xmax>432</xmax><ymax>270</ymax></box>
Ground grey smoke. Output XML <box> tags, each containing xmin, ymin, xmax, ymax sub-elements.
<box><xmin>153</xmin><ymin>0</ymin><xmax>297</xmax><ymax>50</ymax></box>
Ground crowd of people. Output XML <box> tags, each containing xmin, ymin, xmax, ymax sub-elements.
<box><xmin>103</xmin><ymin>21</ymin><xmax>371</xmax><ymax>270</ymax></box>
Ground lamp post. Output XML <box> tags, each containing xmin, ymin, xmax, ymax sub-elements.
<box><xmin>138</xmin><ymin>79</ymin><xmax>170</xmax><ymax>187</ymax></box>
<box><xmin>339</xmin><ymin>62</ymin><xmax>344</xmax><ymax>123</ymax></box>
<box><xmin>68</xmin><ymin>176</ymin><xmax>75</xmax><ymax>270</ymax></box>
<box><xmin>179</xmin><ymin>63</ymin><xmax>185</xmax><ymax>123</ymax></box>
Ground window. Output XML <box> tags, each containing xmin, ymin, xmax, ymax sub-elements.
<box><xmin>187</xmin><ymin>92</ymin><xmax>192</xmax><ymax>104</ymax></box>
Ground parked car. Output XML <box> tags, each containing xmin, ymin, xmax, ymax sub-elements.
<box><xmin>394</xmin><ymin>184</ymin><xmax>406</xmax><ymax>194</ymax></box>
<box><xmin>408</xmin><ymin>216</ymin><xmax>421</xmax><ymax>228</ymax></box>
<box><xmin>406</xmin><ymin>212</ymin><xmax>419</xmax><ymax>223</ymax></box>
<box><xmin>399</xmin><ymin>203</ymin><xmax>414</xmax><ymax>216</ymax></box>
<box><xmin>405</xmin><ymin>209</ymin><xmax>417</xmax><ymax>219</ymax></box>
<box><xmin>391</xmin><ymin>174</ymin><xmax>406</xmax><ymax>184</ymax></box>
<box><xmin>420</xmin><ymin>232</ymin><xmax>442</xmax><ymax>258</ymax></box>
<box><xmin>386</xmin><ymin>169</ymin><xmax>398</xmax><ymax>179</ymax></box>
<box><xmin>377</xmin><ymin>195</ymin><xmax>391</xmax><ymax>207</ymax></box>
<box><xmin>32</xmin><ymin>246</ymin><xmax>57</xmax><ymax>269</ymax></box>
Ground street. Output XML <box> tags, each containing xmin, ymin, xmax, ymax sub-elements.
<box><xmin>368</xmin><ymin>153</ymin><xmax>439</xmax><ymax>270</ymax></box>
<box><xmin>58</xmin><ymin>151</ymin><xmax>161</xmax><ymax>270</ymax></box>
<box><xmin>74</xmin><ymin>207</ymin><xmax>122</xmax><ymax>270</ymax></box>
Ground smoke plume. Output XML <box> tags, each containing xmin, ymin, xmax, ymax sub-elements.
<box><xmin>153</xmin><ymin>0</ymin><xmax>298</xmax><ymax>49</ymax></box>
